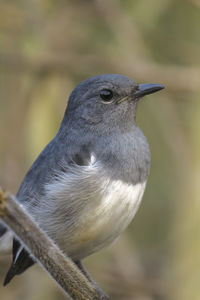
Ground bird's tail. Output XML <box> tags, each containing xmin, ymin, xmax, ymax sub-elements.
<box><xmin>4</xmin><ymin>256</ymin><xmax>34</xmax><ymax>286</ymax></box>
<box><xmin>3</xmin><ymin>239</ymin><xmax>35</xmax><ymax>286</ymax></box>
<box><xmin>4</xmin><ymin>265</ymin><xmax>18</xmax><ymax>286</ymax></box>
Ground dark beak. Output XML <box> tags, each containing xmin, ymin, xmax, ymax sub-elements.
<box><xmin>134</xmin><ymin>83</ymin><xmax>165</xmax><ymax>99</ymax></box>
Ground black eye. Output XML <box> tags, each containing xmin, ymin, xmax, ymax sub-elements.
<box><xmin>100</xmin><ymin>89</ymin><xmax>113</xmax><ymax>102</ymax></box>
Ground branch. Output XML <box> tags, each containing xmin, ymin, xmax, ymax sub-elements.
<box><xmin>0</xmin><ymin>187</ymin><xmax>108</xmax><ymax>300</ymax></box>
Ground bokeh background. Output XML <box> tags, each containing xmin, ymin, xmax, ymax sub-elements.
<box><xmin>0</xmin><ymin>0</ymin><xmax>200</xmax><ymax>299</ymax></box>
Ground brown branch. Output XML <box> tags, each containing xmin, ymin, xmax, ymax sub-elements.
<box><xmin>0</xmin><ymin>187</ymin><xmax>108</xmax><ymax>300</ymax></box>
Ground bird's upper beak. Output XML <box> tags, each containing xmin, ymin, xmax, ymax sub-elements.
<box><xmin>116</xmin><ymin>83</ymin><xmax>165</xmax><ymax>105</ymax></box>
<box><xmin>134</xmin><ymin>83</ymin><xmax>165</xmax><ymax>99</ymax></box>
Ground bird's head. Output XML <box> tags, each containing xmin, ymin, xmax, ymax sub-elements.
<box><xmin>63</xmin><ymin>74</ymin><xmax>165</xmax><ymax>134</ymax></box>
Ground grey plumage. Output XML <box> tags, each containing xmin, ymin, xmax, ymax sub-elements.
<box><xmin>2</xmin><ymin>74</ymin><xmax>164</xmax><ymax>285</ymax></box>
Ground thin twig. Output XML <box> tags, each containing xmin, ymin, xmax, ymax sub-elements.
<box><xmin>0</xmin><ymin>187</ymin><xmax>108</xmax><ymax>300</ymax></box>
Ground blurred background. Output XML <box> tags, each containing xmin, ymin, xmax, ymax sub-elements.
<box><xmin>0</xmin><ymin>0</ymin><xmax>200</xmax><ymax>299</ymax></box>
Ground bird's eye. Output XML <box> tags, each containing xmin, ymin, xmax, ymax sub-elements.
<box><xmin>100</xmin><ymin>89</ymin><xmax>114</xmax><ymax>103</ymax></box>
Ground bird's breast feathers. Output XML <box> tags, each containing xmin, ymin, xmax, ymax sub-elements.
<box><xmin>32</xmin><ymin>153</ymin><xmax>146</xmax><ymax>259</ymax></box>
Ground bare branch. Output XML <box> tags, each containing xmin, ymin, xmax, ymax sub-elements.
<box><xmin>0</xmin><ymin>187</ymin><xmax>108</xmax><ymax>300</ymax></box>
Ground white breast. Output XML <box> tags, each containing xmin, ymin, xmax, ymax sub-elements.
<box><xmin>62</xmin><ymin>177</ymin><xmax>147</xmax><ymax>259</ymax></box>
<box><xmin>33</xmin><ymin>155</ymin><xmax>147</xmax><ymax>260</ymax></box>
<box><xmin>79</xmin><ymin>179</ymin><xmax>147</xmax><ymax>255</ymax></box>
<box><xmin>98</xmin><ymin>179</ymin><xmax>146</xmax><ymax>231</ymax></box>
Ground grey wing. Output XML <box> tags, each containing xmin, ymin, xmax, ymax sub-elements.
<box><xmin>4</xmin><ymin>138</ymin><xmax>92</xmax><ymax>285</ymax></box>
<box><xmin>3</xmin><ymin>140</ymin><xmax>57</xmax><ymax>285</ymax></box>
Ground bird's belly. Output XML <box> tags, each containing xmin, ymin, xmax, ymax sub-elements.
<box><xmin>68</xmin><ymin>180</ymin><xmax>146</xmax><ymax>260</ymax></box>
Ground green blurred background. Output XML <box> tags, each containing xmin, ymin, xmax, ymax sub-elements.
<box><xmin>0</xmin><ymin>0</ymin><xmax>200</xmax><ymax>299</ymax></box>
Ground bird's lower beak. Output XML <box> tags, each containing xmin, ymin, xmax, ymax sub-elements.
<box><xmin>134</xmin><ymin>83</ymin><xmax>165</xmax><ymax>99</ymax></box>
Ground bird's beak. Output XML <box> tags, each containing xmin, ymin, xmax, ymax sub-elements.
<box><xmin>134</xmin><ymin>83</ymin><xmax>165</xmax><ymax>99</ymax></box>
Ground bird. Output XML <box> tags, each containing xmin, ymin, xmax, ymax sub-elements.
<box><xmin>1</xmin><ymin>74</ymin><xmax>164</xmax><ymax>286</ymax></box>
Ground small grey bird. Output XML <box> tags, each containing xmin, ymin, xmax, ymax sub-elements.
<box><xmin>1</xmin><ymin>74</ymin><xmax>164</xmax><ymax>286</ymax></box>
